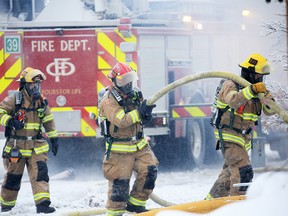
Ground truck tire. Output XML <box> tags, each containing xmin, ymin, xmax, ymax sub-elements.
<box><xmin>183</xmin><ymin>89</ymin><xmax>219</xmax><ymax>167</ymax></box>
<box><xmin>185</xmin><ymin>118</ymin><xmax>218</xmax><ymax>166</ymax></box>
<box><xmin>186</xmin><ymin>119</ymin><xmax>206</xmax><ymax>166</ymax></box>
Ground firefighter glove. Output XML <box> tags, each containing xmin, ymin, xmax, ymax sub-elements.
<box><xmin>50</xmin><ymin>137</ymin><xmax>59</xmax><ymax>156</ymax></box>
<box><xmin>138</xmin><ymin>99</ymin><xmax>156</xmax><ymax>119</ymax></box>
<box><xmin>251</xmin><ymin>82</ymin><xmax>267</xmax><ymax>94</ymax></box>
<box><xmin>142</xmin><ymin>113</ymin><xmax>153</xmax><ymax>125</ymax></box>
<box><xmin>7</xmin><ymin>118</ymin><xmax>24</xmax><ymax>130</ymax></box>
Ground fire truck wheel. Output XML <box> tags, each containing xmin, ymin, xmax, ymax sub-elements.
<box><xmin>185</xmin><ymin>119</ymin><xmax>219</xmax><ymax>167</ymax></box>
<box><xmin>185</xmin><ymin>119</ymin><xmax>206</xmax><ymax>166</ymax></box>
<box><xmin>183</xmin><ymin>89</ymin><xmax>219</xmax><ymax>167</ymax></box>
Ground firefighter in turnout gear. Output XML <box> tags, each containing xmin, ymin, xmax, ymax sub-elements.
<box><xmin>99</xmin><ymin>62</ymin><xmax>158</xmax><ymax>216</ymax></box>
<box><xmin>0</xmin><ymin>67</ymin><xmax>58</xmax><ymax>213</ymax></box>
<box><xmin>206</xmin><ymin>54</ymin><xmax>275</xmax><ymax>200</ymax></box>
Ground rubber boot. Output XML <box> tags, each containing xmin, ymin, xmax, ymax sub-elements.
<box><xmin>126</xmin><ymin>203</ymin><xmax>148</xmax><ymax>213</ymax></box>
<box><xmin>36</xmin><ymin>200</ymin><xmax>55</xmax><ymax>214</ymax></box>
<box><xmin>1</xmin><ymin>205</ymin><xmax>13</xmax><ymax>212</ymax></box>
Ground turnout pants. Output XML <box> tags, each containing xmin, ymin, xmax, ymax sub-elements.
<box><xmin>208</xmin><ymin>142</ymin><xmax>253</xmax><ymax>198</ymax></box>
<box><xmin>103</xmin><ymin>145</ymin><xmax>158</xmax><ymax>213</ymax></box>
<box><xmin>1</xmin><ymin>151</ymin><xmax>50</xmax><ymax>208</ymax></box>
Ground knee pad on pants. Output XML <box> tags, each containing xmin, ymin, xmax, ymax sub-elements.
<box><xmin>143</xmin><ymin>165</ymin><xmax>158</xmax><ymax>190</ymax></box>
<box><xmin>239</xmin><ymin>164</ymin><xmax>254</xmax><ymax>191</ymax></box>
<box><xmin>4</xmin><ymin>173</ymin><xmax>22</xmax><ymax>191</ymax></box>
<box><xmin>36</xmin><ymin>161</ymin><xmax>49</xmax><ymax>182</ymax></box>
<box><xmin>111</xmin><ymin>179</ymin><xmax>129</xmax><ymax>202</ymax></box>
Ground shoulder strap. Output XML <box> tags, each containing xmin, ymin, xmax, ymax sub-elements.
<box><xmin>110</xmin><ymin>87</ymin><xmax>124</xmax><ymax>106</ymax></box>
<box><xmin>14</xmin><ymin>91</ymin><xmax>23</xmax><ymax>111</ymax></box>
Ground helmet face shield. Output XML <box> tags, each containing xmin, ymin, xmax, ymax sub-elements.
<box><xmin>25</xmin><ymin>82</ymin><xmax>41</xmax><ymax>100</ymax></box>
<box><xmin>118</xmin><ymin>82</ymin><xmax>133</xmax><ymax>95</ymax></box>
<box><xmin>115</xmin><ymin>71</ymin><xmax>138</xmax><ymax>87</ymax></box>
<box><xmin>241</xmin><ymin>68</ymin><xmax>265</xmax><ymax>84</ymax></box>
<box><xmin>254</xmin><ymin>74</ymin><xmax>264</xmax><ymax>83</ymax></box>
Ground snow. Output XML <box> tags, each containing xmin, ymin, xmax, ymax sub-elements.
<box><xmin>0</xmin><ymin>138</ymin><xmax>287</xmax><ymax>216</ymax></box>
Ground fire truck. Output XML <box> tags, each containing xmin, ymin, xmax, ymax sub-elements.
<box><xmin>0</xmin><ymin>0</ymin><xmax>285</xmax><ymax>170</ymax></box>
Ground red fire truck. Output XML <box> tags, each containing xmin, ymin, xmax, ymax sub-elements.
<box><xmin>1</xmin><ymin>0</ymin><xmax>282</xmax><ymax>170</ymax></box>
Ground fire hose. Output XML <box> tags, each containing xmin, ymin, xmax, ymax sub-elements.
<box><xmin>146</xmin><ymin>71</ymin><xmax>288</xmax><ymax>123</ymax></box>
<box><xmin>63</xmin><ymin>71</ymin><xmax>288</xmax><ymax>215</ymax></box>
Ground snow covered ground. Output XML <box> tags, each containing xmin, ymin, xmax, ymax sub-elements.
<box><xmin>0</xmin><ymin>138</ymin><xmax>287</xmax><ymax>216</ymax></box>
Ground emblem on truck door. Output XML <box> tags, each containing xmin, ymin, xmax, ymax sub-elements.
<box><xmin>46</xmin><ymin>58</ymin><xmax>75</xmax><ymax>82</ymax></box>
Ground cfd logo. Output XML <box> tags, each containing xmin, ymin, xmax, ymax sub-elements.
<box><xmin>46</xmin><ymin>58</ymin><xmax>75</xmax><ymax>82</ymax></box>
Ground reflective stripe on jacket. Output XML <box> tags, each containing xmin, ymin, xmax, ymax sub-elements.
<box><xmin>105</xmin><ymin>138</ymin><xmax>148</xmax><ymax>153</ymax></box>
<box><xmin>4</xmin><ymin>143</ymin><xmax>50</xmax><ymax>156</ymax></box>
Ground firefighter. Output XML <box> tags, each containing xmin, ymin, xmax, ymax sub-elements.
<box><xmin>206</xmin><ymin>53</ymin><xmax>275</xmax><ymax>200</ymax></box>
<box><xmin>0</xmin><ymin>67</ymin><xmax>58</xmax><ymax>213</ymax></box>
<box><xmin>99</xmin><ymin>62</ymin><xmax>158</xmax><ymax>216</ymax></box>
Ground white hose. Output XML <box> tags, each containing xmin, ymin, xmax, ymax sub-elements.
<box><xmin>147</xmin><ymin>71</ymin><xmax>288</xmax><ymax>123</ymax></box>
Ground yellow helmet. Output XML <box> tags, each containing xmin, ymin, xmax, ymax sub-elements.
<box><xmin>239</xmin><ymin>53</ymin><xmax>270</xmax><ymax>75</ymax></box>
<box><xmin>17</xmin><ymin>67</ymin><xmax>46</xmax><ymax>83</ymax></box>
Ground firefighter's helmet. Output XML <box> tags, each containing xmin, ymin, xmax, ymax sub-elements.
<box><xmin>17</xmin><ymin>67</ymin><xmax>46</xmax><ymax>83</ymax></box>
<box><xmin>239</xmin><ymin>53</ymin><xmax>270</xmax><ymax>75</ymax></box>
<box><xmin>108</xmin><ymin>62</ymin><xmax>138</xmax><ymax>95</ymax></box>
<box><xmin>17</xmin><ymin>67</ymin><xmax>46</xmax><ymax>99</ymax></box>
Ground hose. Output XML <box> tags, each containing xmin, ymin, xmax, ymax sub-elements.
<box><xmin>149</xmin><ymin>192</ymin><xmax>175</xmax><ymax>207</ymax></box>
<box><xmin>146</xmin><ymin>71</ymin><xmax>288</xmax><ymax>123</ymax></box>
<box><xmin>60</xmin><ymin>208</ymin><xmax>107</xmax><ymax>216</ymax></box>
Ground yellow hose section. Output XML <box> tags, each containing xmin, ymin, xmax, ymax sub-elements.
<box><xmin>137</xmin><ymin>195</ymin><xmax>246</xmax><ymax>216</ymax></box>
<box><xmin>147</xmin><ymin>71</ymin><xmax>288</xmax><ymax>123</ymax></box>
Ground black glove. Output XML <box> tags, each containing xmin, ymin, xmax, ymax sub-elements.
<box><xmin>50</xmin><ymin>137</ymin><xmax>59</xmax><ymax>156</ymax></box>
<box><xmin>138</xmin><ymin>99</ymin><xmax>156</xmax><ymax>119</ymax></box>
<box><xmin>142</xmin><ymin>113</ymin><xmax>153</xmax><ymax>125</ymax></box>
<box><xmin>7</xmin><ymin>118</ymin><xmax>24</xmax><ymax>130</ymax></box>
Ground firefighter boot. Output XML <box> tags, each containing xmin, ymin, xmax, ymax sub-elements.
<box><xmin>36</xmin><ymin>200</ymin><xmax>56</xmax><ymax>214</ymax></box>
<box><xmin>126</xmin><ymin>203</ymin><xmax>148</xmax><ymax>213</ymax></box>
<box><xmin>1</xmin><ymin>205</ymin><xmax>13</xmax><ymax>212</ymax></box>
